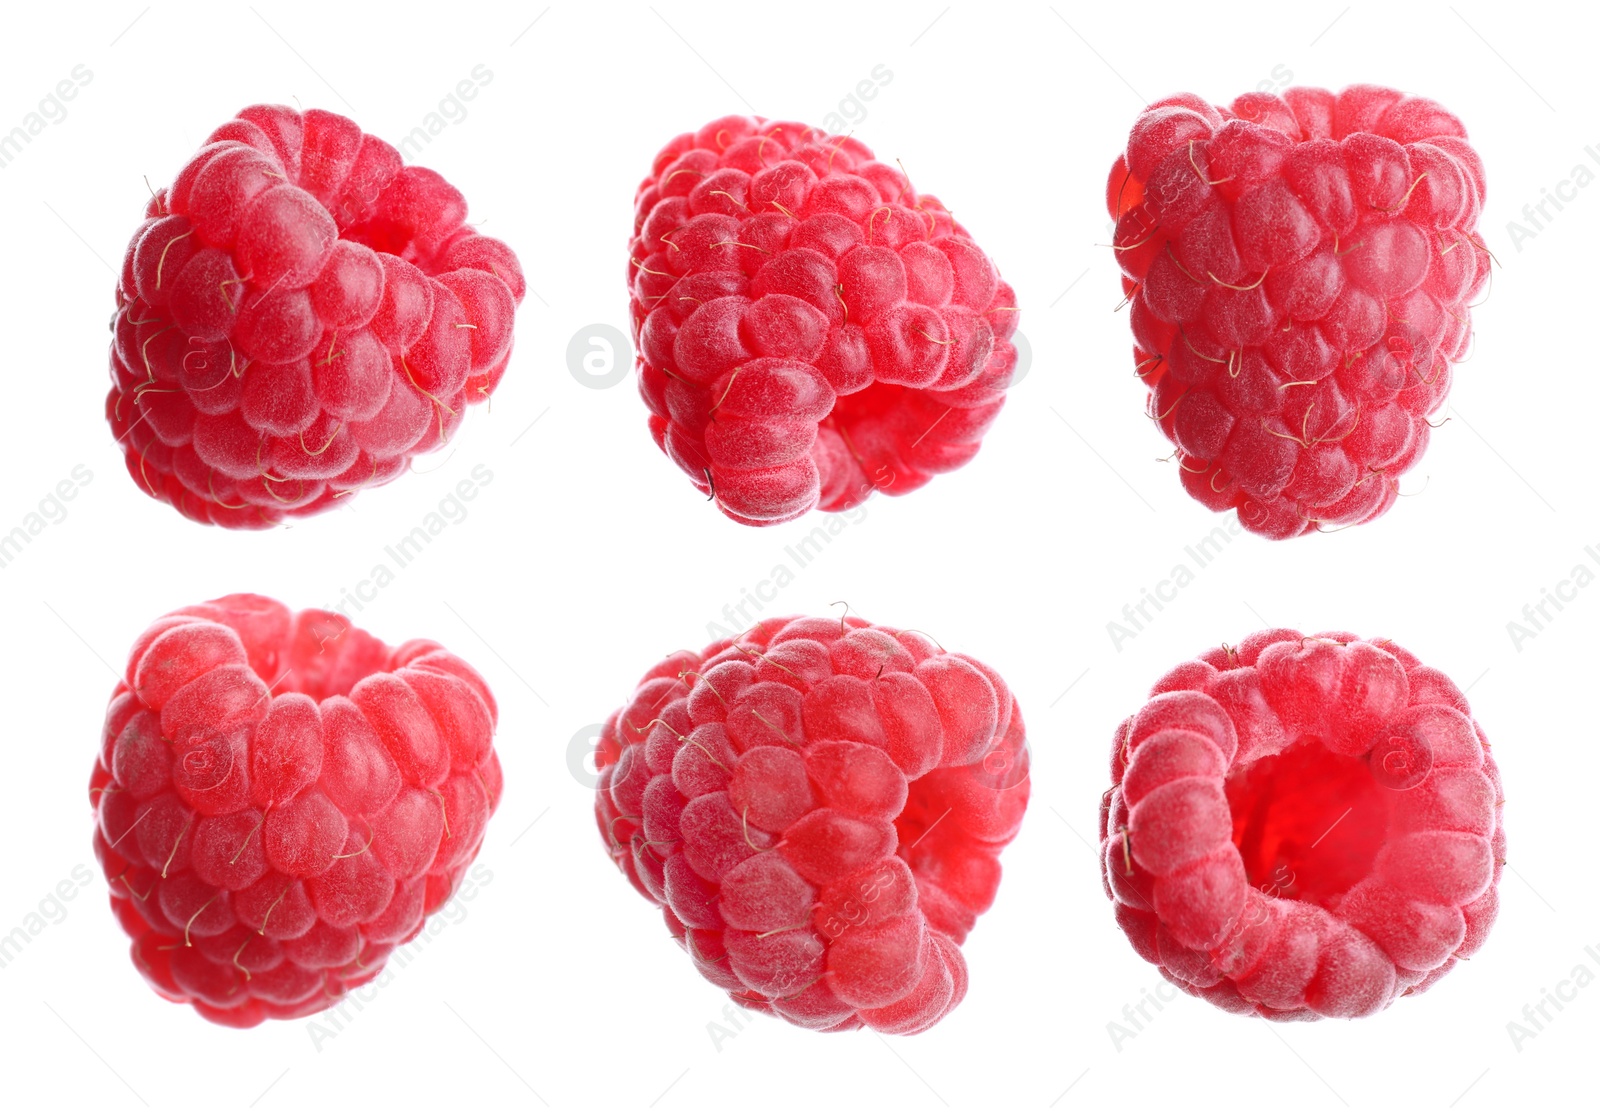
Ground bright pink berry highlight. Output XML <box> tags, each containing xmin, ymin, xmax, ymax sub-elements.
<box><xmin>1102</xmin><ymin>629</ymin><xmax>1504</xmax><ymax>1020</ymax></box>
<box><xmin>594</xmin><ymin>615</ymin><xmax>1029</xmax><ymax>1032</ymax></box>
<box><xmin>108</xmin><ymin>105</ymin><xmax>525</xmax><ymax>528</ymax></box>
<box><xmin>90</xmin><ymin>594</ymin><xmax>503</xmax><ymax>1027</ymax></box>
<box><xmin>630</xmin><ymin>116</ymin><xmax>1020</xmax><ymax>526</ymax></box>
<box><xmin>1108</xmin><ymin>86</ymin><xmax>1489</xmax><ymax>538</ymax></box>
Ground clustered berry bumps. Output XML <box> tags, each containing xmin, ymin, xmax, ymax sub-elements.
<box><xmin>108</xmin><ymin>105</ymin><xmax>525</xmax><ymax>528</ymax></box>
<box><xmin>630</xmin><ymin>116</ymin><xmax>1020</xmax><ymax>525</ymax></box>
<box><xmin>1109</xmin><ymin>85</ymin><xmax>1489</xmax><ymax>537</ymax></box>
<box><xmin>1101</xmin><ymin>629</ymin><xmax>1503</xmax><ymax>1019</ymax></box>
<box><xmin>80</xmin><ymin>85</ymin><xmax>1510</xmax><ymax>1038</ymax></box>
<box><xmin>90</xmin><ymin>594</ymin><xmax>502</xmax><ymax>1026</ymax></box>
<box><xmin>594</xmin><ymin>615</ymin><xmax>1029</xmax><ymax>1032</ymax></box>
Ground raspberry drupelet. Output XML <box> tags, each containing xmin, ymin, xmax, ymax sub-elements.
<box><xmin>594</xmin><ymin>615</ymin><xmax>1029</xmax><ymax>1033</ymax></box>
<box><xmin>629</xmin><ymin>115</ymin><xmax>1020</xmax><ymax>526</ymax></box>
<box><xmin>1102</xmin><ymin>629</ymin><xmax>1503</xmax><ymax>1019</ymax></box>
<box><xmin>108</xmin><ymin>105</ymin><xmax>525</xmax><ymax>527</ymax></box>
<box><xmin>90</xmin><ymin>594</ymin><xmax>503</xmax><ymax>1026</ymax></box>
<box><xmin>1108</xmin><ymin>85</ymin><xmax>1489</xmax><ymax>538</ymax></box>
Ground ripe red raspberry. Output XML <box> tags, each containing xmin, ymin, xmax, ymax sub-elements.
<box><xmin>594</xmin><ymin>615</ymin><xmax>1029</xmax><ymax>1032</ymax></box>
<box><xmin>108</xmin><ymin>105</ymin><xmax>525</xmax><ymax>528</ymax></box>
<box><xmin>629</xmin><ymin>116</ymin><xmax>1020</xmax><ymax>526</ymax></box>
<box><xmin>1101</xmin><ymin>629</ymin><xmax>1504</xmax><ymax>1020</ymax></box>
<box><xmin>1108</xmin><ymin>86</ymin><xmax>1489</xmax><ymax>538</ymax></box>
<box><xmin>89</xmin><ymin>594</ymin><xmax>503</xmax><ymax>1027</ymax></box>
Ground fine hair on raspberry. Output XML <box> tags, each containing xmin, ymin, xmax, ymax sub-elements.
<box><xmin>90</xmin><ymin>594</ymin><xmax>503</xmax><ymax>1027</ymax></box>
<box><xmin>1101</xmin><ymin>629</ymin><xmax>1503</xmax><ymax>1020</ymax></box>
<box><xmin>630</xmin><ymin>115</ymin><xmax>1020</xmax><ymax>526</ymax></box>
<box><xmin>594</xmin><ymin>614</ymin><xmax>1030</xmax><ymax>1033</ymax></box>
<box><xmin>107</xmin><ymin>105</ymin><xmax>526</xmax><ymax>528</ymax></box>
<box><xmin>1108</xmin><ymin>85</ymin><xmax>1489</xmax><ymax>538</ymax></box>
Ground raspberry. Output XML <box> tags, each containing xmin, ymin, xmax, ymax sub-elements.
<box><xmin>629</xmin><ymin>116</ymin><xmax>1020</xmax><ymax>526</ymax></box>
<box><xmin>108</xmin><ymin>105</ymin><xmax>525</xmax><ymax>528</ymax></box>
<box><xmin>593</xmin><ymin>615</ymin><xmax>1029</xmax><ymax>1032</ymax></box>
<box><xmin>1101</xmin><ymin>629</ymin><xmax>1504</xmax><ymax>1019</ymax></box>
<box><xmin>1107</xmin><ymin>86</ymin><xmax>1489</xmax><ymax>538</ymax></box>
<box><xmin>89</xmin><ymin>594</ymin><xmax>503</xmax><ymax>1027</ymax></box>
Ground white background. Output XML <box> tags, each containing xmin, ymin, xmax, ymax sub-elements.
<box><xmin>0</xmin><ymin>2</ymin><xmax>1594</xmax><ymax>1110</ymax></box>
